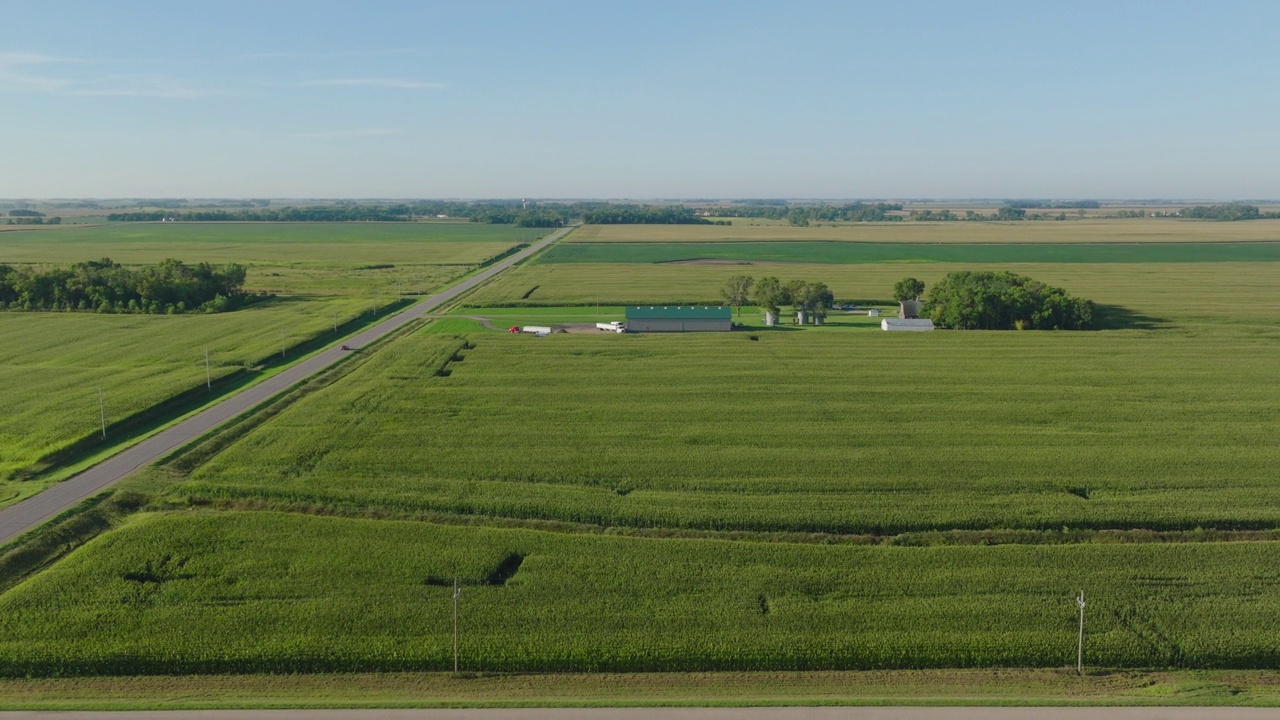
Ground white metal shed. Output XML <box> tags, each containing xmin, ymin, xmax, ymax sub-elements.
<box><xmin>881</xmin><ymin>318</ymin><xmax>935</xmax><ymax>332</ymax></box>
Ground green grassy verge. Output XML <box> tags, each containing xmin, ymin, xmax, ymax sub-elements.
<box><xmin>2</xmin><ymin>669</ymin><xmax>1279</xmax><ymax>710</ymax></box>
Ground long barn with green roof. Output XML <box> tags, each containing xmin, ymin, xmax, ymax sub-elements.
<box><xmin>624</xmin><ymin>306</ymin><xmax>732</xmax><ymax>333</ymax></box>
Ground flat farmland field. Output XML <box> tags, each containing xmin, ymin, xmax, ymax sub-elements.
<box><xmin>0</xmin><ymin>297</ymin><xmax>375</xmax><ymax>503</ymax></box>
<box><xmin>0</xmin><ymin>222</ymin><xmax>543</xmax><ymax>295</ymax></box>
<box><xmin>0</xmin><ymin>221</ymin><xmax>546</xmax><ymax>499</ymax></box>
<box><xmin>4</xmin><ymin>510</ymin><xmax>1280</xmax><ymax>675</ymax></box>
<box><xmin>5</xmin><ymin>218</ymin><xmax>1280</xmax><ymax>685</ymax></box>
<box><xmin>463</xmin><ymin>260</ymin><xmax>1280</xmax><ymax>326</ymax></box>
<box><xmin>569</xmin><ymin>218</ymin><xmax>1280</xmax><ymax>243</ymax></box>
<box><xmin>178</xmin><ymin>329</ymin><xmax>1279</xmax><ymax>534</ymax></box>
<box><xmin>539</xmin><ymin>241</ymin><xmax>1280</xmax><ymax>265</ymax></box>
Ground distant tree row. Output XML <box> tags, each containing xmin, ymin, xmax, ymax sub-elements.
<box><xmin>107</xmin><ymin>205</ymin><xmax>416</xmax><ymax>222</ymax></box>
<box><xmin>582</xmin><ymin>205</ymin><xmax>721</xmax><ymax>225</ymax></box>
<box><xmin>1180</xmin><ymin>204</ymin><xmax>1269</xmax><ymax>221</ymax></box>
<box><xmin>907</xmin><ymin>206</ymin><xmax>1032</xmax><ymax>222</ymax></box>
<box><xmin>707</xmin><ymin>202</ymin><xmax>903</xmax><ymax>223</ymax></box>
<box><xmin>924</xmin><ymin>271</ymin><xmax>1094</xmax><ymax>330</ymax></box>
<box><xmin>786</xmin><ymin>203</ymin><xmax>902</xmax><ymax>226</ymax></box>
<box><xmin>0</xmin><ymin>258</ymin><xmax>250</xmax><ymax>314</ymax></box>
<box><xmin>469</xmin><ymin>207</ymin><xmax>567</xmax><ymax>227</ymax></box>
<box><xmin>106</xmin><ymin>201</ymin><xmax>571</xmax><ymax>226</ymax></box>
<box><xmin>6</xmin><ymin>210</ymin><xmax>62</xmax><ymax>225</ymax></box>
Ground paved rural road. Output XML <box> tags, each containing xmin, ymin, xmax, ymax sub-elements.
<box><xmin>0</xmin><ymin>225</ymin><xmax>576</xmax><ymax>548</ymax></box>
<box><xmin>4</xmin><ymin>708</ymin><xmax>1280</xmax><ymax>719</ymax></box>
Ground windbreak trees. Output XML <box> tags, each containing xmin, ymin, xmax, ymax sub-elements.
<box><xmin>0</xmin><ymin>258</ymin><xmax>251</xmax><ymax>314</ymax></box>
<box><xmin>925</xmin><ymin>271</ymin><xmax>1094</xmax><ymax>330</ymax></box>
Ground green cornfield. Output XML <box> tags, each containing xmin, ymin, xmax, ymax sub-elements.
<box><xmin>4</xmin><ymin>218</ymin><xmax>1280</xmax><ymax>678</ymax></box>
<box><xmin>181</xmin><ymin>328</ymin><xmax>1280</xmax><ymax>534</ymax></box>
<box><xmin>2</xmin><ymin>511</ymin><xmax>1279</xmax><ymax>675</ymax></box>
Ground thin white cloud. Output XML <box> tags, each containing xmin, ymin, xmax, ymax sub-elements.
<box><xmin>63</xmin><ymin>74</ymin><xmax>210</xmax><ymax>99</ymax></box>
<box><xmin>0</xmin><ymin>52</ymin><xmax>71</xmax><ymax>67</ymax></box>
<box><xmin>235</xmin><ymin>48</ymin><xmax>421</xmax><ymax>61</ymax></box>
<box><xmin>295</xmin><ymin>77</ymin><xmax>447</xmax><ymax>90</ymax></box>
<box><xmin>0</xmin><ymin>54</ymin><xmax>210</xmax><ymax>99</ymax></box>
<box><xmin>291</xmin><ymin>128</ymin><xmax>403</xmax><ymax>139</ymax></box>
<box><xmin>0</xmin><ymin>52</ymin><xmax>74</xmax><ymax>90</ymax></box>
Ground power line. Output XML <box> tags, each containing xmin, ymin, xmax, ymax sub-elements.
<box><xmin>453</xmin><ymin>577</ymin><xmax>461</xmax><ymax>674</ymax></box>
<box><xmin>1076</xmin><ymin>589</ymin><xmax>1087</xmax><ymax>675</ymax></box>
<box><xmin>96</xmin><ymin>389</ymin><xmax>106</xmax><ymax>439</ymax></box>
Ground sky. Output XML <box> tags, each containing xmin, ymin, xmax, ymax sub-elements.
<box><xmin>2</xmin><ymin>0</ymin><xmax>1279</xmax><ymax>199</ymax></box>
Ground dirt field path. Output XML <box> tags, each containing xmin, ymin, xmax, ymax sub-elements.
<box><xmin>0</xmin><ymin>225</ymin><xmax>576</xmax><ymax>548</ymax></box>
<box><xmin>3</xmin><ymin>707</ymin><xmax>1278</xmax><ymax>720</ymax></box>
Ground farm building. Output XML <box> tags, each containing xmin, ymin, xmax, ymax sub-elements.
<box><xmin>625</xmin><ymin>306</ymin><xmax>732</xmax><ymax>333</ymax></box>
<box><xmin>898</xmin><ymin>300</ymin><xmax>923</xmax><ymax>319</ymax></box>
<box><xmin>882</xmin><ymin>318</ymin><xmax>935</xmax><ymax>332</ymax></box>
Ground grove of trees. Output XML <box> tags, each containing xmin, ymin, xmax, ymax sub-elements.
<box><xmin>1180</xmin><ymin>204</ymin><xmax>1267</xmax><ymax>221</ymax></box>
<box><xmin>581</xmin><ymin>205</ymin><xmax>721</xmax><ymax>225</ymax></box>
<box><xmin>736</xmin><ymin>275</ymin><xmax>833</xmax><ymax>324</ymax></box>
<box><xmin>924</xmin><ymin>271</ymin><xmax>1095</xmax><ymax>330</ymax></box>
<box><xmin>0</xmin><ymin>258</ymin><xmax>250</xmax><ymax>314</ymax></box>
<box><xmin>6</xmin><ymin>209</ymin><xmax>61</xmax><ymax>225</ymax></box>
<box><xmin>710</xmin><ymin>202</ymin><xmax>902</xmax><ymax>224</ymax></box>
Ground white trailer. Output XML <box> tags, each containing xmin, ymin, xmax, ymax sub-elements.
<box><xmin>522</xmin><ymin>325</ymin><xmax>554</xmax><ymax>334</ymax></box>
<box><xmin>881</xmin><ymin>318</ymin><xmax>935</xmax><ymax>332</ymax></box>
<box><xmin>596</xmin><ymin>322</ymin><xmax>626</xmax><ymax>333</ymax></box>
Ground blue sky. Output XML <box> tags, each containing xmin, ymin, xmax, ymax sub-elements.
<box><xmin>3</xmin><ymin>1</ymin><xmax>1278</xmax><ymax>199</ymax></box>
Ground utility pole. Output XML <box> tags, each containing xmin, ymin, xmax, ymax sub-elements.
<box><xmin>332</xmin><ymin>312</ymin><xmax>339</xmax><ymax>333</ymax></box>
<box><xmin>279</xmin><ymin>329</ymin><xmax>286</xmax><ymax>360</ymax></box>
<box><xmin>453</xmin><ymin>577</ymin><xmax>461</xmax><ymax>674</ymax></box>
<box><xmin>97</xmin><ymin>389</ymin><xmax>106</xmax><ymax>439</ymax></box>
<box><xmin>204</xmin><ymin>349</ymin><xmax>211</xmax><ymax>390</ymax></box>
<box><xmin>1076</xmin><ymin>590</ymin><xmax>1087</xmax><ymax>675</ymax></box>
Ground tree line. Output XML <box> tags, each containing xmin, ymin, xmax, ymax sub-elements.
<box><xmin>907</xmin><ymin>206</ymin><xmax>1040</xmax><ymax>222</ymax></box>
<box><xmin>106</xmin><ymin>202</ymin><xmax>572</xmax><ymax>227</ymax></box>
<box><xmin>581</xmin><ymin>205</ymin><xmax>724</xmax><ymax>225</ymax></box>
<box><xmin>720</xmin><ymin>275</ymin><xmax>834</xmax><ymax>323</ymax></box>
<box><xmin>720</xmin><ymin>272</ymin><xmax>1093</xmax><ymax>330</ymax></box>
<box><xmin>921</xmin><ymin>271</ymin><xmax>1094</xmax><ymax>330</ymax></box>
<box><xmin>107</xmin><ymin>205</ymin><xmax>417</xmax><ymax>222</ymax></box>
<box><xmin>706</xmin><ymin>202</ymin><xmax>903</xmax><ymax>225</ymax></box>
<box><xmin>1180</xmin><ymin>204</ymin><xmax>1274</xmax><ymax>221</ymax></box>
<box><xmin>6</xmin><ymin>210</ymin><xmax>63</xmax><ymax>225</ymax></box>
<box><xmin>0</xmin><ymin>258</ymin><xmax>251</xmax><ymax>314</ymax></box>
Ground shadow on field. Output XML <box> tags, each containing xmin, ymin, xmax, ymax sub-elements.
<box><xmin>1093</xmin><ymin>304</ymin><xmax>1169</xmax><ymax>330</ymax></box>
